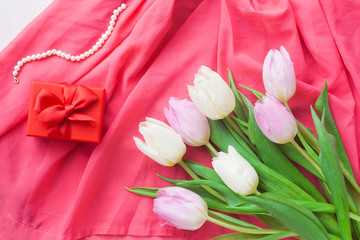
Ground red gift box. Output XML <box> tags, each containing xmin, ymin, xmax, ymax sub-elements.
<box><xmin>26</xmin><ymin>82</ymin><xmax>105</xmax><ymax>143</ymax></box>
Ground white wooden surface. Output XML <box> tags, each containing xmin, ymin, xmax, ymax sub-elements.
<box><xmin>0</xmin><ymin>0</ymin><xmax>54</xmax><ymax>52</ymax></box>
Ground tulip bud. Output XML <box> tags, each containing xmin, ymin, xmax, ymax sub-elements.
<box><xmin>254</xmin><ymin>94</ymin><xmax>297</xmax><ymax>144</ymax></box>
<box><xmin>263</xmin><ymin>46</ymin><xmax>296</xmax><ymax>102</ymax></box>
<box><xmin>164</xmin><ymin>97</ymin><xmax>210</xmax><ymax>146</ymax></box>
<box><xmin>212</xmin><ymin>145</ymin><xmax>259</xmax><ymax>196</ymax></box>
<box><xmin>153</xmin><ymin>187</ymin><xmax>208</xmax><ymax>230</ymax></box>
<box><xmin>133</xmin><ymin>117</ymin><xmax>186</xmax><ymax>166</ymax></box>
<box><xmin>188</xmin><ymin>66</ymin><xmax>235</xmax><ymax>120</ymax></box>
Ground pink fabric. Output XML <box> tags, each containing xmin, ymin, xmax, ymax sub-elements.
<box><xmin>0</xmin><ymin>0</ymin><xmax>359</xmax><ymax>239</ymax></box>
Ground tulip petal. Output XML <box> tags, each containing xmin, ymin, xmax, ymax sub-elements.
<box><xmin>188</xmin><ymin>66</ymin><xmax>236</xmax><ymax>120</ymax></box>
<box><xmin>254</xmin><ymin>94</ymin><xmax>297</xmax><ymax>144</ymax></box>
<box><xmin>140</xmin><ymin>122</ymin><xmax>186</xmax><ymax>165</ymax></box>
<box><xmin>153</xmin><ymin>187</ymin><xmax>208</xmax><ymax>230</ymax></box>
<box><xmin>262</xmin><ymin>46</ymin><xmax>296</xmax><ymax>102</ymax></box>
<box><xmin>188</xmin><ymin>85</ymin><xmax>221</xmax><ymax>120</ymax></box>
<box><xmin>166</xmin><ymin>98</ymin><xmax>210</xmax><ymax>146</ymax></box>
<box><xmin>212</xmin><ymin>146</ymin><xmax>258</xmax><ymax>196</ymax></box>
<box><xmin>133</xmin><ymin>137</ymin><xmax>168</xmax><ymax>166</ymax></box>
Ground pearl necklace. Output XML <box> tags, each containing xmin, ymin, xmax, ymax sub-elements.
<box><xmin>13</xmin><ymin>3</ymin><xmax>127</xmax><ymax>84</ymax></box>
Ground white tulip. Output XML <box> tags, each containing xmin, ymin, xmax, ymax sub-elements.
<box><xmin>133</xmin><ymin>117</ymin><xmax>186</xmax><ymax>166</ymax></box>
<box><xmin>212</xmin><ymin>145</ymin><xmax>259</xmax><ymax>196</ymax></box>
<box><xmin>188</xmin><ymin>66</ymin><xmax>235</xmax><ymax>120</ymax></box>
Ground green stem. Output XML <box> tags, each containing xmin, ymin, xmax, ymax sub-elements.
<box><xmin>254</xmin><ymin>190</ymin><xmax>261</xmax><ymax>196</ymax></box>
<box><xmin>296</xmin><ymin>120</ymin><xmax>321</xmax><ymax>154</ymax></box>
<box><xmin>290</xmin><ymin>139</ymin><xmax>325</xmax><ymax>180</ymax></box>
<box><xmin>224</xmin><ymin>116</ymin><xmax>257</xmax><ymax>153</ymax></box>
<box><xmin>350</xmin><ymin>213</ymin><xmax>360</xmax><ymax>223</ymax></box>
<box><xmin>284</xmin><ymin>101</ymin><xmax>320</xmax><ymax>154</ymax></box>
<box><xmin>205</xmin><ymin>142</ymin><xmax>218</xmax><ymax>157</ymax></box>
<box><xmin>206</xmin><ymin>215</ymin><xmax>283</xmax><ymax>234</ymax></box>
<box><xmin>178</xmin><ymin>160</ymin><xmax>227</xmax><ymax>203</ymax></box>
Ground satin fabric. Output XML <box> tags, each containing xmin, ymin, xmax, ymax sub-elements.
<box><xmin>0</xmin><ymin>0</ymin><xmax>359</xmax><ymax>239</ymax></box>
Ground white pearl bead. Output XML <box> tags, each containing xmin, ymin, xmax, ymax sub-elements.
<box><xmin>11</xmin><ymin>5</ymin><xmax>128</xmax><ymax>84</ymax></box>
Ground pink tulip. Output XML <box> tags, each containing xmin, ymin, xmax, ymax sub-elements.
<box><xmin>164</xmin><ymin>97</ymin><xmax>210</xmax><ymax>146</ymax></box>
<box><xmin>263</xmin><ymin>46</ymin><xmax>296</xmax><ymax>102</ymax></box>
<box><xmin>254</xmin><ymin>94</ymin><xmax>297</xmax><ymax>144</ymax></box>
<box><xmin>153</xmin><ymin>187</ymin><xmax>208</xmax><ymax>230</ymax></box>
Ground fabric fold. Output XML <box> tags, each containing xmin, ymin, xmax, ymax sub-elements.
<box><xmin>0</xmin><ymin>0</ymin><xmax>359</xmax><ymax>239</ymax></box>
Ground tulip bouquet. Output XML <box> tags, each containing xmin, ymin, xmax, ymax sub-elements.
<box><xmin>127</xmin><ymin>46</ymin><xmax>360</xmax><ymax>240</ymax></box>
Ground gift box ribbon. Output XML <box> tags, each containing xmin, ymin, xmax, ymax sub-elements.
<box><xmin>33</xmin><ymin>84</ymin><xmax>99</xmax><ymax>138</ymax></box>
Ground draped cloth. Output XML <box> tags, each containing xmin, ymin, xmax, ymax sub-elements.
<box><xmin>0</xmin><ymin>0</ymin><xmax>359</xmax><ymax>239</ymax></box>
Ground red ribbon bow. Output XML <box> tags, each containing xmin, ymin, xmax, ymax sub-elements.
<box><xmin>33</xmin><ymin>84</ymin><xmax>99</xmax><ymax>138</ymax></box>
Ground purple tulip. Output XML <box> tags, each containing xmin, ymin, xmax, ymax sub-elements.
<box><xmin>153</xmin><ymin>187</ymin><xmax>208</xmax><ymax>230</ymax></box>
<box><xmin>164</xmin><ymin>97</ymin><xmax>210</xmax><ymax>146</ymax></box>
<box><xmin>254</xmin><ymin>94</ymin><xmax>297</xmax><ymax>144</ymax></box>
<box><xmin>263</xmin><ymin>46</ymin><xmax>296</xmax><ymax>102</ymax></box>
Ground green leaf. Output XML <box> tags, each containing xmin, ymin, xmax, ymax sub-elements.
<box><xmin>209</xmin><ymin>119</ymin><xmax>316</xmax><ymax>202</ymax></box>
<box><xmin>311</xmin><ymin>106</ymin><xmax>352</xmax><ymax>240</ymax></box>
<box><xmin>242</xmin><ymin>194</ymin><xmax>330</xmax><ymax>240</ymax></box>
<box><xmin>315</xmin><ymin>82</ymin><xmax>360</xmax><ymax>194</ymax></box>
<box><xmin>211</xmin><ymin>231</ymin><xmax>298</xmax><ymax>240</ymax></box>
<box><xmin>229</xmin><ymin>114</ymin><xmax>249</xmax><ymax>136</ymax></box>
<box><xmin>228</xmin><ymin>69</ymin><xmax>249</xmax><ymax>121</ymax></box>
<box><xmin>223</xmin><ymin>116</ymin><xmax>259</xmax><ymax>158</ymax></box>
<box><xmin>208</xmin><ymin>210</ymin><xmax>260</xmax><ymax>229</ymax></box>
<box><xmin>279</xmin><ymin>142</ymin><xmax>323</xmax><ymax>179</ymax></box>
<box><xmin>125</xmin><ymin>187</ymin><xmax>158</xmax><ymax>198</ymax></box>
<box><xmin>224</xmin><ymin>203</ymin><xmax>270</xmax><ymax>215</ymax></box>
<box><xmin>182</xmin><ymin>159</ymin><xmax>224</xmax><ymax>184</ymax></box>
<box><xmin>257</xmin><ymin>215</ymin><xmax>288</xmax><ymax>231</ymax></box>
<box><xmin>291</xmin><ymin>200</ymin><xmax>336</xmax><ymax>213</ymax></box>
<box><xmin>239</xmin><ymin>84</ymin><xmax>264</xmax><ymax>100</ymax></box>
<box><xmin>247</xmin><ymin>100</ymin><xmax>325</xmax><ymax>202</ymax></box>
<box><xmin>297</xmin><ymin>131</ymin><xmax>320</xmax><ymax>164</ymax></box>
<box><xmin>296</xmin><ymin>120</ymin><xmax>320</xmax><ymax>154</ymax></box>
<box><xmin>157</xmin><ymin>174</ymin><xmax>185</xmax><ymax>184</ymax></box>
<box><xmin>175</xmin><ymin>179</ymin><xmax>244</xmax><ymax>207</ymax></box>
